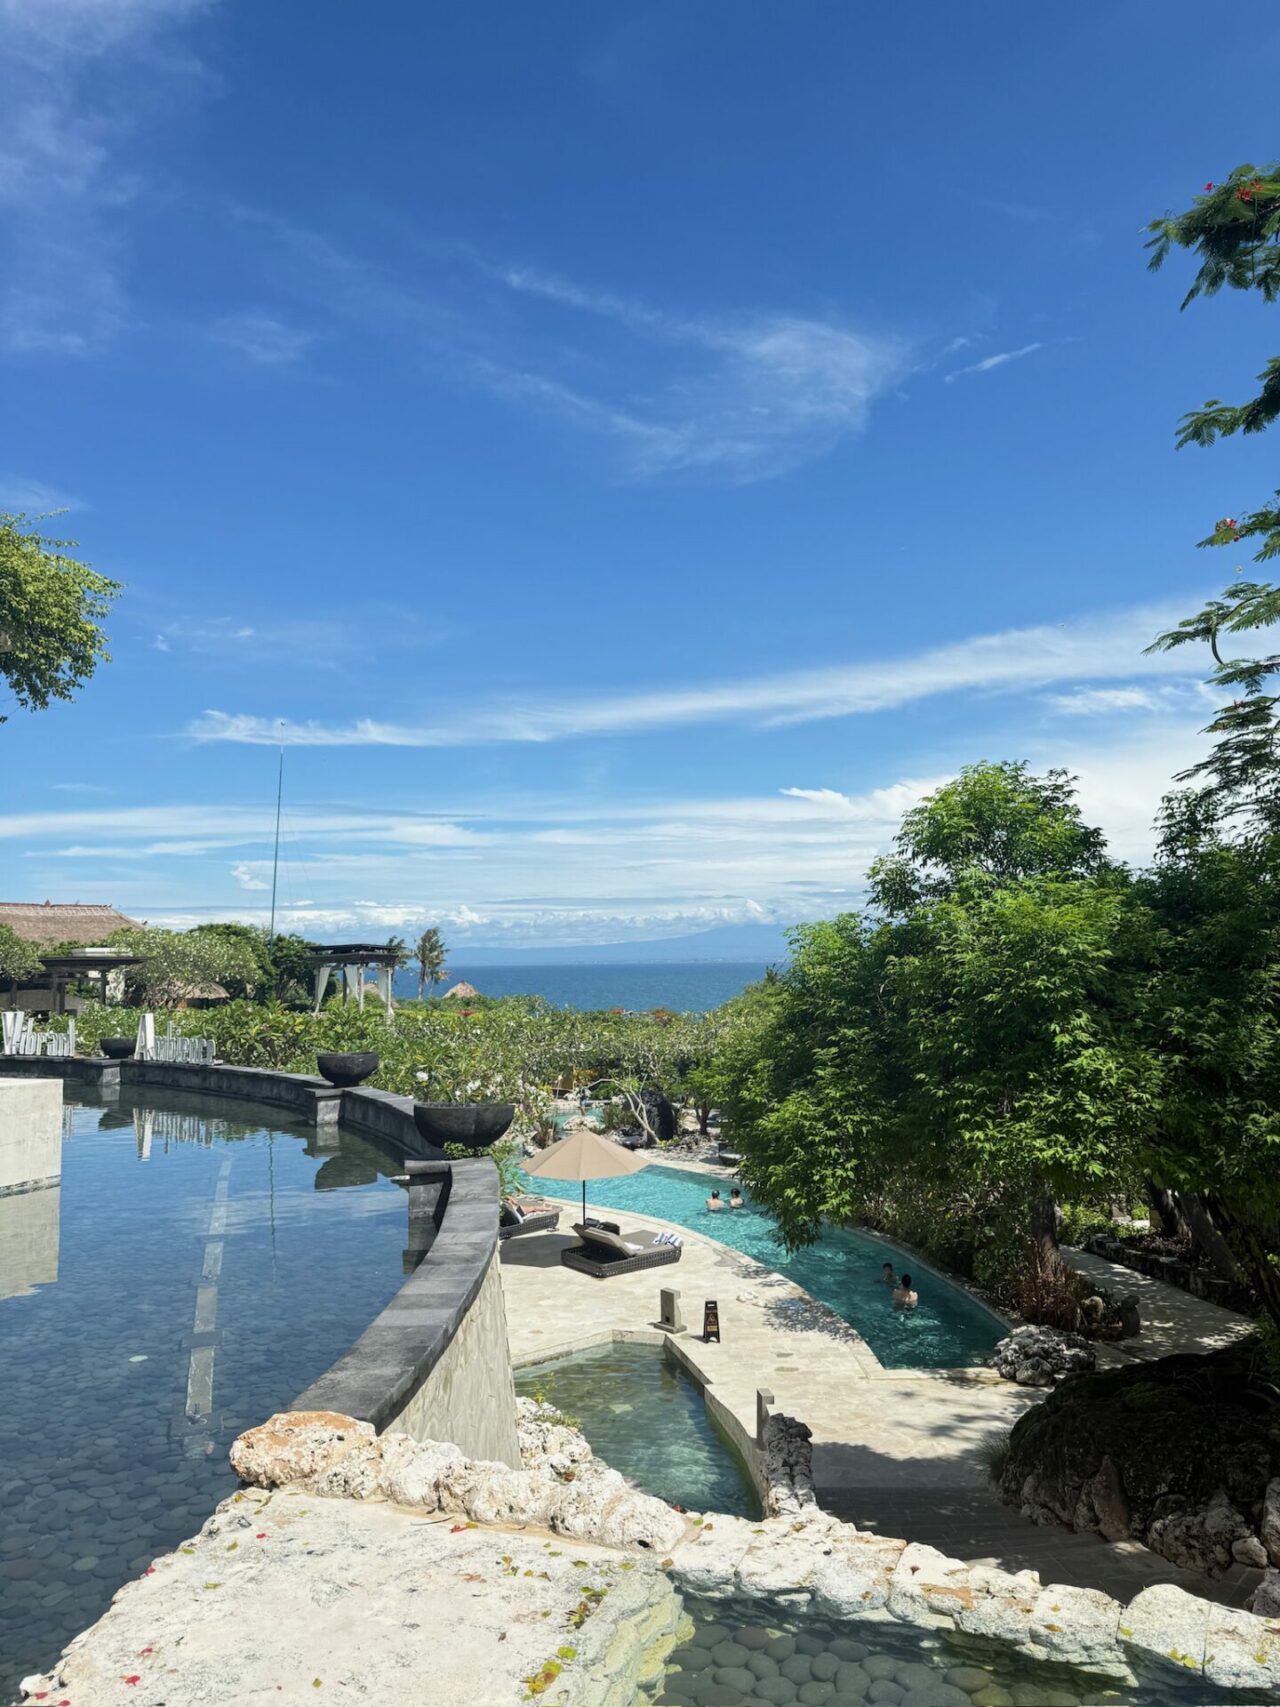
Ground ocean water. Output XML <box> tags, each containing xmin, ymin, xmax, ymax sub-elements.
<box><xmin>396</xmin><ymin>960</ymin><xmax>769</xmax><ymax>1011</ymax></box>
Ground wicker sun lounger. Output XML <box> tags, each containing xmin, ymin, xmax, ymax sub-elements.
<box><xmin>499</xmin><ymin>1201</ymin><xmax>562</xmax><ymax>1242</ymax></box>
<box><xmin>560</xmin><ymin>1223</ymin><xmax>682</xmax><ymax>1278</ymax></box>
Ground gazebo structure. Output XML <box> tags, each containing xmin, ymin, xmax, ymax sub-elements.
<box><xmin>310</xmin><ymin>943</ymin><xmax>401</xmax><ymax>1017</ymax></box>
<box><xmin>2</xmin><ymin>946</ymin><xmax>144</xmax><ymax>1016</ymax></box>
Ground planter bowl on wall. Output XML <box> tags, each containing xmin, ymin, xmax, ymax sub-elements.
<box><xmin>99</xmin><ymin>1037</ymin><xmax>135</xmax><ymax>1060</ymax></box>
<box><xmin>316</xmin><ymin>1051</ymin><xmax>380</xmax><ymax>1088</ymax></box>
<box><xmin>412</xmin><ymin>1101</ymin><xmax>515</xmax><ymax>1150</ymax></box>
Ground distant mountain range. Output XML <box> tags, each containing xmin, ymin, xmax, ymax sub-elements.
<box><xmin>447</xmin><ymin>922</ymin><xmax>794</xmax><ymax>966</ymax></box>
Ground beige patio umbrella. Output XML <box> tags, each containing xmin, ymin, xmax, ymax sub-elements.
<box><xmin>522</xmin><ymin>1126</ymin><xmax>652</xmax><ymax>1224</ymax></box>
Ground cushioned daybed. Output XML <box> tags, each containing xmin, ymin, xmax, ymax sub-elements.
<box><xmin>499</xmin><ymin>1200</ymin><xmax>562</xmax><ymax>1241</ymax></box>
<box><xmin>560</xmin><ymin>1222</ymin><xmax>681</xmax><ymax>1278</ymax></box>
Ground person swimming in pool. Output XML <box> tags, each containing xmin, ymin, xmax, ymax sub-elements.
<box><xmin>706</xmin><ymin>1189</ymin><xmax>723</xmax><ymax>1211</ymax></box>
<box><xmin>729</xmin><ymin>1187</ymin><xmax>744</xmax><ymax>1209</ymax></box>
<box><xmin>893</xmin><ymin>1273</ymin><xmax>919</xmax><ymax>1310</ymax></box>
<box><xmin>878</xmin><ymin>1261</ymin><xmax>897</xmax><ymax>1286</ymax></box>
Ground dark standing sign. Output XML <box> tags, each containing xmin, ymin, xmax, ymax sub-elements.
<box><xmin>703</xmin><ymin>1299</ymin><xmax>721</xmax><ymax>1343</ymax></box>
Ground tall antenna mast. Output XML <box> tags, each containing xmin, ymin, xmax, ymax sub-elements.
<box><xmin>268</xmin><ymin>728</ymin><xmax>284</xmax><ymax>941</ymax></box>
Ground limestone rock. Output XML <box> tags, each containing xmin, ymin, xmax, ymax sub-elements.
<box><xmin>381</xmin><ymin>1439</ymin><xmax>466</xmax><ymax>1509</ymax></box>
<box><xmin>1027</xmin><ymin>1584</ymin><xmax>1123</xmax><ymax>1673</ymax></box>
<box><xmin>991</xmin><ymin>1325</ymin><xmax>1094</xmax><ymax>1387</ymax></box>
<box><xmin>1204</xmin><ymin>1601</ymin><xmax>1280</xmax><ymax>1695</ymax></box>
<box><xmin>951</xmin><ymin>1565</ymin><xmax>1041</xmax><ymax>1646</ymax></box>
<box><xmin>1148</xmin><ymin>1488</ymin><xmax>1254</xmax><ymax>1576</ymax></box>
<box><xmin>667</xmin><ymin>1514</ymin><xmax>759</xmax><ymax>1595</ymax></box>
<box><xmin>888</xmin><ymin>1543</ymin><xmax>973</xmax><ymax>1628</ymax></box>
<box><xmin>1263</xmin><ymin>1476</ymin><xmax>1280</xmax><ymax>1566</ymax></box>
<box><xmin>229</xmin><ymin>1410</ymin><xmax>376</xmax><ymax>1488</ymax></box>
<box><xmin>1119</xmin><ymin>1582</ymin><xmax>1211</xmax><ymax>1674</ymax></box>
<box><xmin>1251</xmin><ymin>1569</ymin><xmax>1280</xmax><ymax>1618</ymax></box>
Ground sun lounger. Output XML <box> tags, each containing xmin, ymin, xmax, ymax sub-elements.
<box><xmin>561</xmin><ymin>1223</ymin><xmax>682</xmax><ymax>1278</ymax></box>
<box><xmin>499</xmin><ymin>1200</ymin><xmax>561</xmax><ymax>1241</ymax></box>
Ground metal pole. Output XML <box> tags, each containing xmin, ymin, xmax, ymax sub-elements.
<box><xmin>268</xmin><ymin>735</ymin><xmax>284</xmax><ymax>941</ymax></box>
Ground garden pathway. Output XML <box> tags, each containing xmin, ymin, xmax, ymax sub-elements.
<box><xmin>1063</xmin><ymin>1245</ymin><xmax>1255</xmax><ymax>1361</ymax></box>
<box><xmin>499</xmin><ymin>1204</ymin><xmax>1262</xmax><ymax>1612</ymax></box>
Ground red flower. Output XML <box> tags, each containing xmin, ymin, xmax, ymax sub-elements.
<box><xmin>144</xmin><ymin>1566</ymin><xmax>155</xmax><ymax>1576</ymax></box>
<box><xmin>255</xmin><ymin>1532</ymin><xmax>267</xmax><ymax>1540</ymax></box>
<box><xmin>450</xmin><ymin>1523</ymin><xmax>468</xmax><ymax>1533</ymax></box>
<box><xmin>138</xmin><ymin>1647</ymin><xmax>154</xmax><ymax>1657</ymax></box>
<box><xmin>1240</xmin><ymin>187</ymin><xmax>1254</xmax><ymax>202</ymax></box>
<box><xmin>1204</xmin><ymin>181</ymin><xmax>1215</xmax><ymax>191</ymax></box>
<box><xmin>123</xmin><ymin>1678</ymin><xmax>142</xmax><ymax>1687</ymax></box>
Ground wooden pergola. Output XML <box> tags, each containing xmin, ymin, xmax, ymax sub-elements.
<box><xmin>6</xmin><ymin>948</ymin><xmax>143</xmax><ymax>1016</ymax></box>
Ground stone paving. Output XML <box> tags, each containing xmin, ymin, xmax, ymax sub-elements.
<box><xmin>501</xmin><ymin>1198</ymin><xmax>1263</xmax><ymax>1612</ymax></box>
<box><xmin>1063</xmin><ymin>1245</ymin><xmax>1257</xmax><ymax>1361</ymax></box>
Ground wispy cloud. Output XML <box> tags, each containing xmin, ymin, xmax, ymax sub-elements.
<box><xmin>184</xmin><ymin>594</ymin><xmax>1208</xmax><ymax>750</ymax></box>
<box><xmin>945</xmin><ymin>342</ymin><xmax>1044</xmax><ymax>383</ymax></box>
<box><xmin>0</xmin><ymin>473</ymin><xmax>81</xmax><ymax>513</ymax></box>
<box><xmin>231</xmin><ymin>860</ymin><xmax>267</xmax><ymax>890</ymax></box>
<box><xmin>1044</xmin><ymin>683</ymin><xmax>1211</xmax><ymax>717</ymax></box>
<box><xmin>208</xmin><ymin>309</ymin><xmax>318</xmax><ymax>366</ymax></box>
<box><xmin>150</xmin><ymin>608</ymin><xmax>447</xmax><ymax>670</ymax></box>
<box><xmin>0</xmin><ymin>0</ymin><xmax>213</xmax><ymax>354</ymax></box>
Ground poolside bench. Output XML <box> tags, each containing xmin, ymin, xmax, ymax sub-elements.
<box><xmin>499</xmin><ymin>1200</ymin><xmax>562</xmax><ymax>1241</ymax></box>
<box><xmin>561</xmin><ymin>1223</ymin><xmax>682</xmax><ymax>1279</ymax></box>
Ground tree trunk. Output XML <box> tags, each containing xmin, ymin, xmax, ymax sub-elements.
<box><xmin>1029</xmin><ymin>1185</ymin><xmax>1063</xmax><ymax>1279</ymax></box>
<box><xmin>697</xmin><ymin>1099</ymin><xmax>710</xmax><ymax>1137</ymax></box>
<box><xmin>1176</xmin><ymin>1192</ymin><xmax>1239</xmax><ymax>1281</ymax></box>
<box><xmin>1144</xmin><ymin>1180</ymin><xmax>1185</xmax><ymax>1240</ymax></box>
<box><xmin>1208</xmin><ymin>1197</ymin><xmax>1280</xmax><ymax>1335</ymax></box>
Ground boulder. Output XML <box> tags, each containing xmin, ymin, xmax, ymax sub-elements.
<box><xmin>229</xmin><ymin>1411</ymin><xmax>376</xmax><ymax>1488</ymax></box>
<box><xmin>990</xmin><ymin>1326</ymin><xmax>1095</xmax><ymax>1387</ymax></box>
<box><xmin>1250</xmin><ymin>1569</ymin><xmax>1280</xmax><ymax>1618</ymax></box>
<box><xmin>997</xmin><ymin>1344</ymin><xmax>1280</xmax><ymax>1577</ymax></box>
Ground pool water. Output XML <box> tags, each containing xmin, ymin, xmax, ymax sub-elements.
<box><xmin>521</xmin><ymin>1163</ymin><xmax>1001</xmax><ymax>1368</ymax></box>
<box><xmin>515</xmin><ymin>1341</ymin><xmax>759</xmax><ymax>1519</ymax></box>
<box><xmin>667</xmin><ymin>1593</ymin><xmax>1269</xmax><ymax>1707</ymax></box>
<box><xmin>0</xmin><ymin>1090</ymin><xmax>414</xmax><ymax>1694</ymax></box>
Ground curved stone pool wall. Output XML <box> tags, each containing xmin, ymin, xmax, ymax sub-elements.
<box><xmin>0</xmin><ymin>1054</ymin><xmax>520</xmax><ymax>1469</ymax></box>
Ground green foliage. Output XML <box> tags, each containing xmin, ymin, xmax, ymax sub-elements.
<box><xmin>106</xmin><ymin>926</ymin><xmax>266</xmax><ymax>1008</ymax></box>
<box><xmin>0</xmin><ymin>924</ymin><xmax>42</xmax><ymax>985</ymax></box>
<box><xmin>0</xmin><ymin>513</ymin><xmax>121</xmax><ymax>721</ymax></box>
<box><xmin>413</xmin><ymin>927</ymin><xmax>448</xmax><ymax>998</ymax></box>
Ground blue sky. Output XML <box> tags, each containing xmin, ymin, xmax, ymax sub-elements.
<box><xmin>2</xmin><ymin>0</ymin><xmax>1278</xmax><ymax>949</ymax></box>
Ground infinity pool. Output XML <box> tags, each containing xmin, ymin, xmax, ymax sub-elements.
<box><xmin>516</xmin><ymin>1340</ymin><xmax>759</xmax><ymax>1518</ymax></box>
<box><xmin>0</xmin><ymin>1089</ymin><xmax>412</xmax><ymax>1694</ymax></box>
<box><xmin>523</xmin><ymin>1162</ymin><xmax>1002</xmax><ymax>1368</ymax></box>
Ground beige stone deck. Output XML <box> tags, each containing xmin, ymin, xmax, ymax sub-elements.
<box><xmin>500</xmin><ymin>1190</ymin><xmax>1262</xmax><ymax>1609</ymax></box>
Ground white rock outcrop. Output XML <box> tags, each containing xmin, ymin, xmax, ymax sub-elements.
<box><xmin>991</xmin><ymin>1324</ymin><xmax>1096</xmax><ymax>1386</ymax></box>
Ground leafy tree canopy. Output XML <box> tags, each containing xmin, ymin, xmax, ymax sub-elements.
<box><xmin>0</xmin><ymin>924</ymin><xmax>43</xmax><ymax>985</ymax></box>
<box><xmin>0</xmin><ymin>514</ymin><xmax>121</xmax><ymax>722</ymax></box>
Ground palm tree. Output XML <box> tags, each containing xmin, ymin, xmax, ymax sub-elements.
<box><xmin>413</xmin><ymin>927</ymin><xmax>448</xmax><ymax>999</ymax></box>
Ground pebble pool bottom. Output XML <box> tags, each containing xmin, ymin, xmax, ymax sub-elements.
<box><xmin>665</xmin><ymin>1594</ymin><xmax>1276</xmax><ymax>1707</ymax></box>
<box><xmin>520</xmin><ymin>1163</ymin><xmax>1001</xmax><ymax>1368</ymax></box>
<box><xmin>0</xmin><ymin>1090</ymin><xmax>414</xmax><ymax>1695</ymax></box>
<box><xmin>515</xmin><ymin>1340</ymin><xmax>760</xmax><ymax>1519</ymax></box>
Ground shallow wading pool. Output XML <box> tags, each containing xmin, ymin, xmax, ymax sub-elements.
<box><xmin>665</xmin><ymin>1593</ymin><xmax>1273</xmax><ymax>1707</ymax></box>
<box><xmin>521</xmin><ymin>1163</ymin><xmax>1002</xmax><ymax>1368</ymax></box>
<box><xmin>515</xmin><ymin>1340</ymin><xmax>760</xmax><ymax>1519</ymax></box>
<box><xmin>0</xmin><ymin>1089</ymin><xmax>414</xmax><ymax>1694</ymax></box>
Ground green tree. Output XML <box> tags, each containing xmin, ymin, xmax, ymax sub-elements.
<box><xmin>108</xmin><ymin>926</ymin><xmax>265</xmax><ymax>1008</ymax></box>
<box><xmin>1145</xmin><ymin>164</ymin><xmax>1280</xmax><ymax>823</ymax></box>
<box><xmin>722</xmin><ymin>765</ymin><xmax>1157</xmax><ymax>1286</ymax></box>
<box><xmin>0</xmin><ymin>514</ymin><xmax>121</xmax><ymax>722</ymax></box>
<box><xmin>413</xmin><ymin>926</ymin><xmax>448</xmax><ymax>998</ymax></box>
<box><xmin>0</xmin><ymin>924</ymin><xmax>43</xmax><ymax>993</ymax></box>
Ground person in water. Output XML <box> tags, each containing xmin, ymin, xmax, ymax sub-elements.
<box><xmin>893</xmin><ymin>1273</ymin><xmax>919</xmax><ymax>1310</ymax></box>
<box><xmin>879</xmin><ymin>1261</ymin><xmax>897</xmax><ymax>1286</ymax></box>
<box><xmin>729</xmin><ymin>1187</ymin><xmax>744</xmax><ymax>1209</ymax></box>
<box><xmin>706</xmin><ymin>1189</ymin><xmax>723</xmax><ymax>1212</ymax></box>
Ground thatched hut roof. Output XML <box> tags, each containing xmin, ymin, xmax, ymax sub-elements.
<box><xmin>442</xmin><ymin>980</ymin><xmax>480</xmax><ymax>1000</ymax></box>
<box><xmin>0</xmin><ymin>902</ymin><xmax>140</xmax><ymax>945</ymax></box>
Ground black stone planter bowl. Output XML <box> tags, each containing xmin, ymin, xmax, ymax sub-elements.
<box><xmin>99</xmin><ymin>1037</ymin><xmax>135</xmax><ymax>1060</ymax></box>
<box><xmin>316</xmin><ymin>1050</ymin><xmax>379</xmax><ymax>1088</ymax></box>
<box><xmin>412</xmin><ymin>1100</ymin><xmax>515</xmax><ymax>1150</ymax></box>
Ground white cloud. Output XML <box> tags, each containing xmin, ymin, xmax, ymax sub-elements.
<box><xmin>185</xmin><ymin>593</ymin><xmax>1208</xmax><ymax>750</ymax></box>
<box><xmin>945</xmin><ymin>342</ymin><xmax>1044</xmax><ymax>383</ymax></box>
<box><xmin>0</xmin><ymin>473</ymin><xmax>82</xmax><ymax>513</ymax></box>
<box><xmin>231</xmin><ymin>861</ymin><xmax>268</xmax><ymax>890</ymax></box>
<box><xmin>1044</xmin><ymin>684</ymin><xmax>1193</xmax><ymax>716</ymax></box>
<box><xmin>209</xmin><ymin>309</ymin><xmax>317</xmax><ymax>366</ymax></box>
<box><xmin>0</xmin><ymin>0</ymin><xmax>213</xmax><ymax>353</ymax></box>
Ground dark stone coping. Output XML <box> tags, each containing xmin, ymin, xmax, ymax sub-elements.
<box><xmin>0</xmin><ymin>1053</ymin><xmax>502</xmax><ymax>1434</ymax></box>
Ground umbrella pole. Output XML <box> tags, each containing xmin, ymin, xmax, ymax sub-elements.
<box><xmin>582</xmin><ymin>1180</ymin><xmax>587</xmax><ymax>1223</ymax></box>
